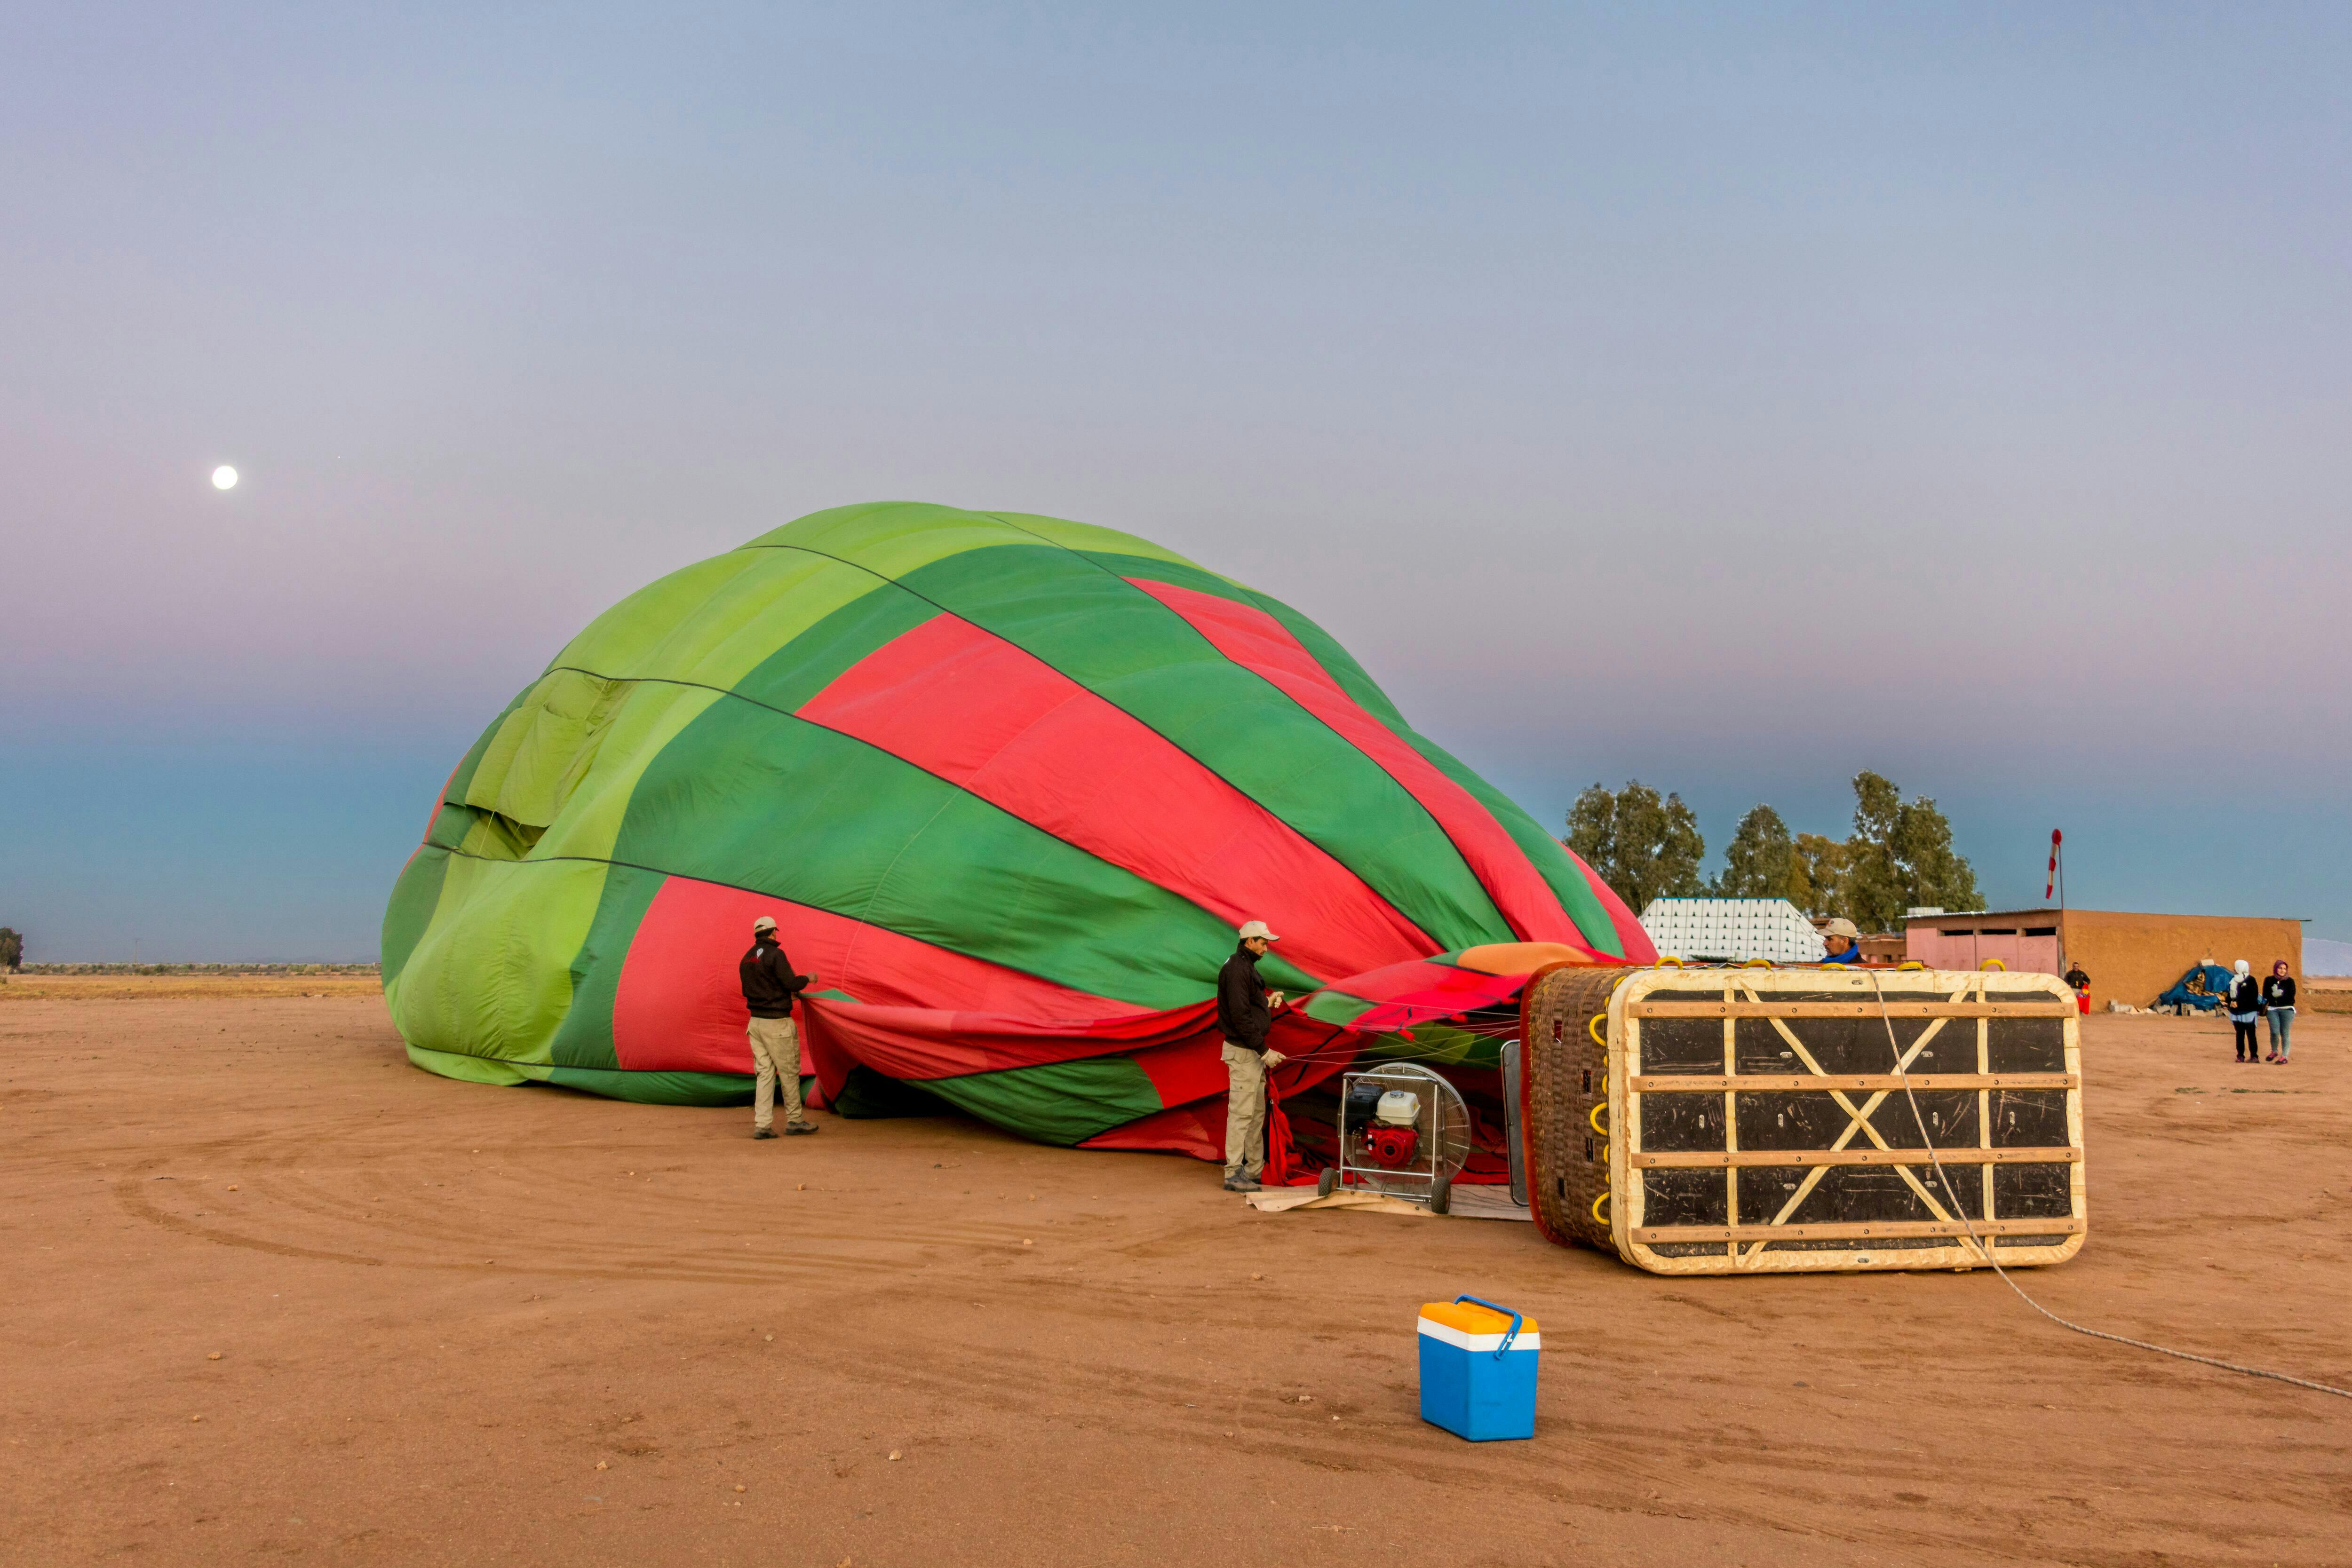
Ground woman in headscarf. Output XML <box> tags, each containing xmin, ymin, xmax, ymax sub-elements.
<box><xmin>2224</xmin><ymin>960</ymin><xmax>2265</xmax><ymax>1064</ymax></box>
<box><xmin>2261</xmin><ymin>960</ymin><xmax>2297</xmax><ymax>1063</ymax></box>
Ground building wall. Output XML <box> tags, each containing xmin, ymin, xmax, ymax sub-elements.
<box><xmin>1903</xmin><ymin>920</ymin><xmax>2063</xmax><ymax>975</ymax></box>
<box><xmin>1903</xmin><ymin>910</ymin><xmax>2304</xmax><ymax>1008</ymax></box>
<box><xmin>2061</xmin><ymin>910</ymin><xmax>2303</xmax><ymax>1009</ymax></box>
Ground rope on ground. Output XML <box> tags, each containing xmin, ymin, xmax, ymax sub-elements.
<box><xmin>1867</xmin><ymin>969</ymin><xmax>2352</xmax><ymax>1402</ymax></box>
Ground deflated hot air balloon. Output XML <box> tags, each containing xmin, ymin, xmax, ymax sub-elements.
<box><xmin>381</xmin><ymin>502</ymin><xmax>1652</xmax><ymax>1173</ymax></box>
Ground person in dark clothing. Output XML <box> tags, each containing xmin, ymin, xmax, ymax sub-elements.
<box><xmin>2223</xmin><ymin>959</ymin><xmax>2265</xmax><ymax>1064</ymax></box>
<box><xmin>739</xmin><ymin>914</ymin><xmax>818</xmax><ymax>1138</ymax></box>
<box><xmin>2263</xmin><ymin>961</ymin><xmax>2297</xmax><ymax>1063</ymax></box>
<box><xmin>1215</xmin><ymin>920</ymin><xmax>1288</xmax><ymax>1192</ymax></box>
<box><xmin>2063</xmin><ymin>962</ymin><xmax>2091</xmax><ymax>1015</ymax></box>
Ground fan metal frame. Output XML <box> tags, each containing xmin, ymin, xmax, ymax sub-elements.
<box><xmin>1327</xmin><ymin>1062</ymin><xmax>1473</xmax><ymax>1207</ymax></box>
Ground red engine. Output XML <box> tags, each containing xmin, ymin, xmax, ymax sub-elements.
<box><xmin>1362</xmin><ymin>1124</ymin><xmax>1421</xmax><ymax>1168</ymax></box>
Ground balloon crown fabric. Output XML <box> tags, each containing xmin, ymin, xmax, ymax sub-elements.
<box><xmin>380</xmin><ymin>503</ymin><xmax>1652</xmax><ymax>1154</ymax></box>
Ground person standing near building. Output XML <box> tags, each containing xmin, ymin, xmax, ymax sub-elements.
<box><xmin>740</xmin><ymin>915</ymin><xmax>818</xmax><ymax>1139</ymax></box>
<box><xmin>2262</xmin><ymin>960</ymin><xmax>2297</xmax><ymax>1063</ymax></box>
<box><xmin>2224</xmin><ymin>959</ymin><xmax>2265</xmax><ymax>1064</ymax></box>
<box><xmin>1819</xmin><ymin>919</ymin><xmax>1863</xmax><ymax>965</ymax></box>
<box><xmin>1216</xmin><ymin>920</ymin><xmax>1287</xmax><ymax>1192</ymax></box>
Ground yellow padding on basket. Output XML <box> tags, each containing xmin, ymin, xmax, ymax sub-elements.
<box><xmin>1980</xmin><ymin>958</ymin><xmax>2008</xmax><ymax>971</ymax></box>
<box><xmin>1589</xmin><ymin>1101</ymin><xmax>1609</xmax><ymax>1134</ymax></box>
<box><xmin>1588</xmin><ymin>1012</ymin><xmax>1607</xmax><ymax>1048</ymax></box>
<box><xmin>1592</xmin><ymin>1191</ymin><xmax>1611</xmax><ymax>1225</ymax></box>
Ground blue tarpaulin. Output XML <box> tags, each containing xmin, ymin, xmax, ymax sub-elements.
<box><xmin>2156</xmin><ymin>963</ymin><xmax>2234</xmax><ymax>1013</ymax></box>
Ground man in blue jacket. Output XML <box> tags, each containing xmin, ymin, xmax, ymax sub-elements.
<box><xmin>1820</xmin><ymin>919</ymin><xmax>1864</xmax><ymax>965</ymax></box>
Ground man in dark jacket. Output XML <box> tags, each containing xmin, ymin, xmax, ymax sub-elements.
<box><xmin>740</xmin><ymin>915</ymin><xmax>818</xmax><ymax>1140</ymax></box>
<box><xmin>1216</xmin><ymin>920</ymin><xmax>1288</xmax><ymax>1192</ymax></box>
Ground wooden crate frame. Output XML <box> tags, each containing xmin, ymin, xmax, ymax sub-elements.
<box><xmin>1521</xmin><ymin>966</ymin><xmax>2087</xmax><ymax>1275</ymax></box>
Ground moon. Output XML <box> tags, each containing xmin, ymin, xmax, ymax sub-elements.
<box><xmin>211</xmin><ymin>465</ymin><xmax>238</xmax><ymax>491</ymax></box>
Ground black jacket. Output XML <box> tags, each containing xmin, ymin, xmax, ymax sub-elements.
<box><xmin>740</xmin><ymin>938</ymin><xmax>811</xmax><ymax>1019</ymax></box>
<box><xmin>1216</xmin><ymin>944</ymin><xmax>1271</xmax><ymax>1052</ymax></box>
<box><xmin>2263</xmin><ymin>976</ymin><xmax>2296</xmax><ymax>1009</ymax></box>
<box><xmin>2225</xmin><ymin>975</ymin><xmax>2265</xmax><ymax>1016</ymax></box>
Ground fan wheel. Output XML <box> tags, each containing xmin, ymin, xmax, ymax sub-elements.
<box><xmin>1430</xmin><ymin>1174</ymin><xmax>1452</xmax><ymax>1215</ymax></box>
<box><xmin>1316</xmin><ymin>1167</ymin><xmax>1338</xmax><ymax>1198</ymax></box>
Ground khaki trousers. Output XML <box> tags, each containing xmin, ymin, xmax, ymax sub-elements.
<box><xmin>1221</xmin><ymin>1042</ymin><xmax>1266</xmax><ymax>1179</ymax></box>
<box><xmin>746</xmin><ymin>1015</ymin><xmax>807</xmax><ymax>1132</ymax></box>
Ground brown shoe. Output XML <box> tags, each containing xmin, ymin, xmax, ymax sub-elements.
<box><xmin>752</xmin><ymin>1127</ymin><xmax>778</xmax><ymax>1140</ymax></box>
<box><xmin>783</xmin><ymin>1121</ymin><xmax>818</xmax><ymax>1136</ymax></box>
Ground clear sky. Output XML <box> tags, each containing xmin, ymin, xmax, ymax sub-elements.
<box><xmin>5</xmin><ymin>4</ymin><xmax>2347</xmax><ymax>961</ymax></box>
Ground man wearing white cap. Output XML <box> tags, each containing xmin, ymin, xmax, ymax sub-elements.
<box><xmin>1819</xmin><ymin>918</ymin><xmax>1863</xmax><ymax>966</ymax></box>
<box><xmin>739</xmin><ymin>915</ymin><xmax>818</xmax><ymax>1140</ymax></box>
<box><xmin>1215</xmin><ymin>920</ymin><xmax>1287</xmax><ymax>1192</ymax></box>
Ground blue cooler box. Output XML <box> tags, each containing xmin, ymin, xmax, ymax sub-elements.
<box><xmin>1417</xmin><ymin>1295</ymin><xmax>1540</xmax><ymax>1441</ymax></box>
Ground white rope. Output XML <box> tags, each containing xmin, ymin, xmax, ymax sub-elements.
<box><xmin>1866</xmin><ymin>970</ymin><xmax>2352</xmax><ymax>1401</ymax></box>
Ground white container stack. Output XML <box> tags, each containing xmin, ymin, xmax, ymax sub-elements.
<box><xmin>1637</xmin><ymin>898</ymin><xmax>1829</xmax><ymax>965</ymax></box>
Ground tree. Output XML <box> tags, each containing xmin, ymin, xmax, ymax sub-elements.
<box><xmin>1789</xmin><ymin>834</ymin><xmax>1851</xmax><ymax>919</ymax></box>
<box><xmin>1565</xmin><ymin>780</ymin><xmax>1706</xmax><ymax>914</ymax></box>
<box><xmin>1711</xmin><ymin>805</ymin><xmax>1797</xmax><ymax>900</ymax></box>
<box><xmin>1841</xmin><ymin>771</ymin><xmax>1984</xmax><ymax>932</ymax></box>
<box><xmin>0</xmin><ymin>928</ymin><xmax>20</xmax><ymax>973</ymax></box>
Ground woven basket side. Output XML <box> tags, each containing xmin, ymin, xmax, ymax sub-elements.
<box><xmin>1523</xmin><ymin>965</ymin><xmax>1629</xmax><ymax>1251</ymax></box>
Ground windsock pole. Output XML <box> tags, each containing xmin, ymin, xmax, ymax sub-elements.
<box><xmin>2047</xmin><ymin>829</ymin><xmax>2066</xmax><ymax>975</ymax></box>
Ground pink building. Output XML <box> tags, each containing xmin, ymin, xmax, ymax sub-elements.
<box><xmin>1903</xmin><ymin>911</ymin><xmax>2063</xmax><ymax>975</ymax></box>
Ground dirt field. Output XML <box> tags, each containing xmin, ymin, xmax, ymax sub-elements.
<box><xmin>0</xmin><ymin>973</ymin><xmax>383</xmax><ymax>1003</ymax></box>
<box><xmin>4</xmin><ymin>990</ymin><xmax>2347</xmax><ymax>1567</ymax></box>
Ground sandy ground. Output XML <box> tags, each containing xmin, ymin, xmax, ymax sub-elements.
<box><xmin>4</xmin><ymin>990</ymin><xmax>2348</xmax><ymax>1568</ymax></box>
<box><xmin>0</xmin><ymin>974</ymin><xmax>383</xmax><ymax>1002</ymax></box>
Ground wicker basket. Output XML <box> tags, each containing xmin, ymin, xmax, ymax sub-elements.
<box><xmin>1521</xmin><ymin>965</ymin><xmax>2087</xmax><ymax>1275</ymax></box>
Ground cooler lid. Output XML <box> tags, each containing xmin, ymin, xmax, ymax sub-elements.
<box><xmin>1418</xmin><ymin>1300</ymin><xmax>1538</xmax><ymax>1336</ymax></box>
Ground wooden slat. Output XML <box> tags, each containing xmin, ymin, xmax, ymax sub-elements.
<box><xmin>1629</xmin><ymin>1073</ymin><xmax>2077</xmax><ymax>1093</ymax></box>
<box><xmin>1632</xmin><ymin>1217</ymin><xmax>2086</xmax><ymax>1244</ymax></box>
<box><xmin>1632</xmin><ymin>1146</ymin><xmax>2080</xmax><ymax>1169</ymax></box>
<box><xmin>1630</xmin><ymin>1001</ymin><xmax>2073</xmax><ymax>1019</ymax></box>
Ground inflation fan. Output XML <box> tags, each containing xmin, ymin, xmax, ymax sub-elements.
<box><xmin>1316</xmin><ymin>1063</ymin><xmax>1473</xmax><ymax>1212</ymax></box>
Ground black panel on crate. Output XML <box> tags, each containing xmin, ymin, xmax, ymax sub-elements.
<box><xmin>1732</xmin><ymin>1164</ymin><xmax>1813</xmax><ymax>1218</ymax></box>
<box><xmin>1862</xmin><ymin>1088</ymin><xmax>1979</xmax><ymax>1148</ymax></box>
<box><xmin>1752</xmin><ymin>1235</ymin><xmax>1948</xmax><ymax>1254</ymax></box>
<box><xmin>1733</xmin><ymin>1027</ymin><xmax>1806</xmax><ymax>1075</ymax></box>
<box><xmin>1989</xmin><ymin>1089</ymin><xmax>2069</xmax><ymax>1147</ymax></box>
<box><xmin>1640</xmin><ymin>1167</ymin><xmax>1728</xmax><ymax>1227</ymax></box>
<box><xmin>1636</xmin><ymin>1093</ymin><xmax>1726</xmax><ymax>1154</ymax></box>
<box><xmin>1732</xmin><ymin>1159</ymin><xmax>1987</xmax><ymax>1224</ymax></box>
<box><xmin>1733</xmin><ymin>1090</ymin><xmax>1851</xmax><ymax>1150</ymax></box>
<box><xmin>1636</xmin><ymin>1017</ymin><xmax>1724</xmax><ymax>1073</ymax></box>
<box><xmin>1986</xmin><ymin>1015</ymin><xmax>2067</xmax><ymax>1074</ymax></box>
<box><xmin>1993</xmin><ymin>1162</ymin><xmax>2074</xmax><ymax>1219</ymax></box>
<box><xmin>1786</xmin><ymin>1166</ymin><xmax>1947</xmax><ymax>1225</ymax></box>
